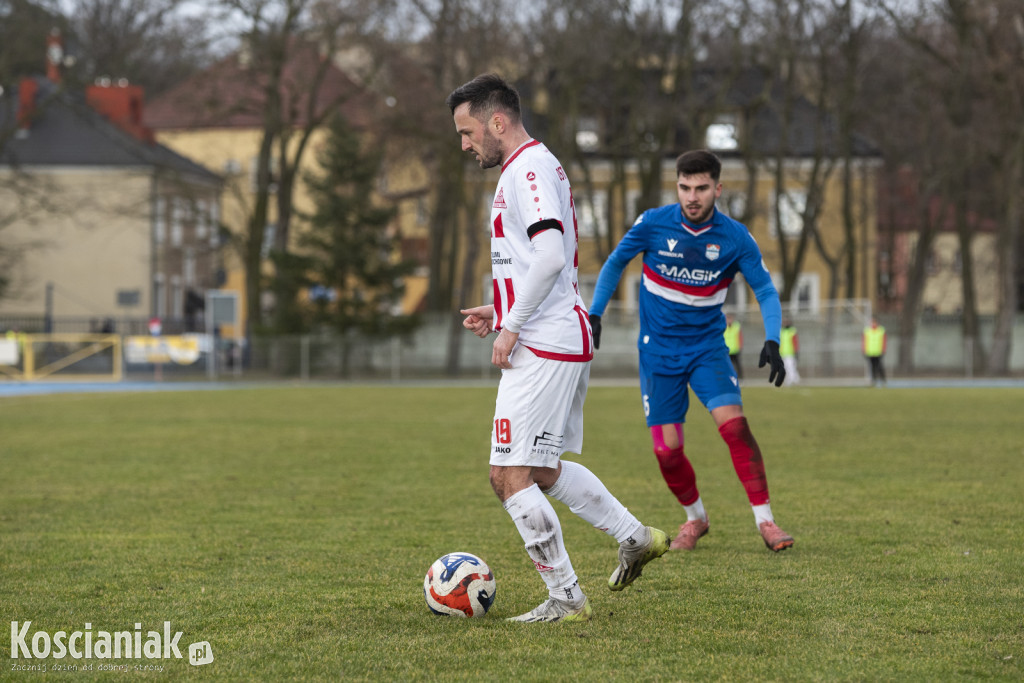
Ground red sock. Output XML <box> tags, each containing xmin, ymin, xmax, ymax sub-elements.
<box><xmin>652</xmin><ymin>424</ymin><xmax>699</xmax><ymax>506</ymax></box>
<box><xmin>719</xmin><ymin>416</ymin><xmax>770</xmax><ymax>506</ymax></box>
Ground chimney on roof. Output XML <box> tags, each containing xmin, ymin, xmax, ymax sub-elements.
<box><xmin>17</xmin><ymin>78</ymin><xmax>39</xmax><ymax>135</ymax></box>
<box><xmin>86</xmin><ymin>80</ymin><xmax>155</xmax><ymax>143</ymax></box>
<box><xmin>46</xmin><ymin>28</ymin><xmax>64</xmax><ymax>84</ymax></box>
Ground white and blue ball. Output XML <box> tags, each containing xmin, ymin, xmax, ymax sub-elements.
<box><xmin>423</xmin><ymin>552</ymin><xmax>496</xmax><ymax>618</ymax></box>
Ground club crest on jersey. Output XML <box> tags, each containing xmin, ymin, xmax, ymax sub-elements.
<box><xmin>493</xmin><ymin>188</ymin><xmax>507</xmax><ymax>209</ymax></box>
<box><xmin>666</xmin><ymin>238</ymin><xmax>678</xmax><ymax>252</ymax></box>
<box><xmin>705</xmin><ymin>243</ymin><xmax>721</xmax><ymax>260</ymax></box>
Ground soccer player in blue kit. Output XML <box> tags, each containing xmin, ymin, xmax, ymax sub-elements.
<box><xmin>588</xmin><ymin>150</ymin><xmax>795</xmax><ymax>553</ymax></box>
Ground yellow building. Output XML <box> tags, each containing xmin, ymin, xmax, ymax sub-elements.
<box><xmin>144</xmin><ymin>43</ymin><xmax>433</xmax><ymax>335</ymax></box>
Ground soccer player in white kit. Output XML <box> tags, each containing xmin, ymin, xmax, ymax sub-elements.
<box><xmin>447</xmin><ymin>74</ymin><xmax>669</xmax><ymax>623</ymax></box>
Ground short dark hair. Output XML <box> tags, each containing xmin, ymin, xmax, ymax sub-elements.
<box><xmin>676</xmin><ymin>150</ymin><xmax>722</xmax><ymax>182</ymax></box>
<box><xmin>446</xmin><ymin>73</ymin><xmax>522</xmax><ymax>123</ymax></box>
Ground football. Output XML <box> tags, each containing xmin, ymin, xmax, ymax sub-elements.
<box><xmin>423</xmin><ymin>552</ymin><xmax>496</xmax><ymax>618</ymax></box>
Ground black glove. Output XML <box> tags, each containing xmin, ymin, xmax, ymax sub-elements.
<box><xmin>758</xmin><ymin>340</ymin><xmax>786</xmax><ymax>387</ymax></box>
<box><xmin>589</xmin><ymin>314</ymin><xmax>602</xmax><ymax>350</ymax></box>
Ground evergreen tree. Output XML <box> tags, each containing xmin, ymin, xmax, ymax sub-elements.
<box><xmin>273</xmin><ymin>113</ymin><xmax>416</xmax><ymax>338</ymax></box>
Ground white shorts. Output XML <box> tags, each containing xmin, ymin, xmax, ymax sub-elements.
<box><xmin>490</xmin><ymin>346</ymin><xmax>590</xmax><ymax>468</ymax></box>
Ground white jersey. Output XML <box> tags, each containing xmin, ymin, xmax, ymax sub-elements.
<box><xmin>490</xmin><ymin>140</ymin><xmax>593</xmax><ymax>361</ymax></box>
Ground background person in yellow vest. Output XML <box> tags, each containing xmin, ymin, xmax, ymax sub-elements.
<box><xmin>863</xmin><ymin>318</ymin><xmax>887</xmax><ymax>386</ymax></box>
<box><xmin>5</xmin><ymin>328</ymin><xmax>26</xmax><ymax>351</ymax></box>
<box><xmin>780</xmin><ymin>319</ymin><xmax>800</xmax><ymax>386</ymax></box>
<box><xmin>724</xmin><ymin>314</ymin><xmax>742</xmax><ymax>379</ymax></box>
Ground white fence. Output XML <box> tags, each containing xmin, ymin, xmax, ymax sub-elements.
<box><xmin>3</xmin><ymin>302</ymin><xmax>1022</xmax><ymax>382</ymax></box>
<box><xmin>239</xmin><ymin>301</ymin><xmax>1024</xmax><ymax>382</ymax></box>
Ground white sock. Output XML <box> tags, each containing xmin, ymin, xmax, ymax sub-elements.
<box><xmin>544</xmin><ymin>460</ymin><xmax>644</xmax><ymax>544</ymax></box>
<box><xmin>684</xmin><ymin>497</ymin><xmax>707</xmax><ymax>523</ymax></box>
<box><xmin>752</xmin><ymin>503</ymin><xmax>774</xmax><ymax>526</ymax></box>
<box><xmin>503</xmin><ymin>484</ymin><xmax>582</xmax><ymax>604</ymax></box>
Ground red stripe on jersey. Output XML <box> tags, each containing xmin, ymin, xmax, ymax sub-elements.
<box><xmin>491</xmin><ymin>278</ymin><xmax>514</xmax><ymax>332</ymax></box>
<box><xmin>492</xmin><ymin>279</ymin><xmax>503</xmax><ymax>330</ymax></box>
<box><xmin>501</xmin><ymin>139</ymin><xmax>542</xmax><ymax>172</ymax></box>
<box><xmin>569</xmin><ymin>190</ymin><xmax>580</xmax><ymax>267</ymax></box>
<box><xmin>574</xmin><ymin>305</ymin><xmax>591</xmax><ymax>356</ymax></box>
<box><xmin>504</xmin><ymin>278</ymin><xmax>515</xmax><ymax>311</ymax></box>
<box><xmin>643</xmin><ymin>263</ymin><xmax>732</xmax><ymax>296</ymax></box>
<box><xmin>680</xmin><ymin>219</ymin><xmax>714</xmax><ymax>236</ymax></box>
<box><xmin>493</xmin><ymin>213</ymin><xmax>504</xmax><ymax>238</ymax></box>
<box><xmin>524</xmin><ymin>346</ymin><xmax>594</xmax><ymax>362</ymax></box>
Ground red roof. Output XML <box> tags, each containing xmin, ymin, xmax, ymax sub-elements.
<box><xmin>144</xmin><ymin>40</ymin><xmax>373</xmax><ymax>130</ymax></box>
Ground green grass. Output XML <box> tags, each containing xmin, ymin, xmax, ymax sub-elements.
<box><xmin>1</xmin><ymin>384</ymin><xmax>1021</xmax><ymax>681</ymax></box>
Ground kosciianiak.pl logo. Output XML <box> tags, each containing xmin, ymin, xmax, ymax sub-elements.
<box><xmin>10</xmin><ymin>621</ymin><xmax>214</xmax><ymax>667</ymax></box>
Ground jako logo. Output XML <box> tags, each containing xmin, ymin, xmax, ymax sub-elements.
<box><xmin>10</xmin><ymin>621</ymin><xmax>212</xmax><ymax>666</ymax></box>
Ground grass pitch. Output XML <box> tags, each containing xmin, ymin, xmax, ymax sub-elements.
<box><xmin>1</xmin><ymin>384</ymin><xmax>1021</xmax><ymax>681</ymax></box>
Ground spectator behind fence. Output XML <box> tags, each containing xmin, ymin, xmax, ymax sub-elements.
<box><xmin>780</xmin><ymin>319</ymin><xmax>800</xmax><ymax>386</ymax></box>
<box><xmin>724</xmin><ymin>313</ymin><xmax>742</xmax><ymax>379</ymax></box>
<box><xmin>863</xmin><ymin>318</ymin><xmax>887</xmax><ymax>386</ymax></box>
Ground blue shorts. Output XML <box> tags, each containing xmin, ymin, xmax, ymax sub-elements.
<box><xmin>638</xmin><ymin>345</ymin><xmax>742</xmax><ymax>427</ymax></box>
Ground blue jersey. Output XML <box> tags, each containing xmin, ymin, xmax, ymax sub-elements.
<box><xmin>590</xmin><ymin>204</ymin><xmax>782</xmax><ymax>357</ymax></box>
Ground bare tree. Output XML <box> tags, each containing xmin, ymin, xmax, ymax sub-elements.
<box><xmin>859</xmin><ymin>14</ymin><xmax>945</xmax><ymax>373</ymax></box>
<box><xmin>156</xmin><ymin>0</ymin><xmax>394</xmax><ymax>344</ymax></box>
<box><xmin>982</xmin><ymin>1</ymin><xmax>1024</xmax><ymax>374</ymax></box>
<box><xmin>753</xmin><ymin>0</ymin><xmax>829</xmax><ymax>304</ymax></box>
<box><xmin>878</xmin><ymin>0</ymin><xmax>1023</xmax><ymax>375</ymax></box>
<box><xmin>523</xmin><ymin>0</ymin><xmax>745</xmax><ymax>266</ymax></box>
<box><xmin>388</xmin><ymin>0</ymin><xmax>525</xmax><ymax>374</ymax></box>
<box><xmin>64</xmin><ymin>0</ymin><xmax>215</xmax><ymax>95</ymax></box>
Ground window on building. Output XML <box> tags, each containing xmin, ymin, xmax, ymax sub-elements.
<box><xmin>771</xmin><ymin>272</ymin><xmax>820</xmax><ymax>314</ymax></box>
<box><xmin>184</xmin><ymin>248</ymin><xmax>196</xmax><ymax>286</ymax></box>
<box><xmin>153</xmin><ymin>274</ymin><xmax>166</xmax><ymax>318</ymax></box>
<box><xmin>575</xmin><ymin>191</ymin><xmax>608</xmax><ymax>238</ymax></box>
<box><xmin>627</xmin><ymin>275</ymin><xmax>643</xmax><ymax>313</ymax></box>
<box><xmin>209</xmin><ymin>202</ymin><xmax>220</xmax><ymax>247</ymax></box>
<box><xmin>575</xmin><ymin>117</ymin><xmax>600</xmax><ymax>153</ymax></box>
<box><xmin>577</xmin><ymin>274</ymin><xmax>598</xmax><ymax>308</ymax></box>
<box><xmin>154</xmin><ymin>197</ymin><xmax>166</xmax><ymax>244</ymax></box>
<box><xmin>705</xmin><ymin>114</ymin><xmax>740</xmax><ymax>151</ymax></box>
<box><xmin>720</xmin><ymin>191</ymin><xmax>747</xmax><ymax>220</ymax></box>
<box><xmin>625</xmin><ymin>189</ymin><xmax>642</xmax><ymax>221</ymax></box>
<box><xmin>171</xmin><ymin>198</ymin><xmax>184</xmax><ymax>247</ymax></box>
<box><xmin>171</xmin><ymin>276</ymin><xmax>183</xmax><ymax>317</ymax></box>
<box><xmin>417</xmin><ymin>197</ymin><xmax>429</xmax><ymax>226</ymax></box>
<box><xmin>794</xmin><ymin>273</ymin><xmax>818</xmax><ymax>313</ymax></box>
<box><xmin>196</xmin><ymin>199</ymin><xmax>208</xmax><ymax>239</ymax></box>
<box><xmin>117</xmin><ymin>289</ymin><xmax>141</xmax><ymax>308</ymax></box>
<box><xmin>723</xmin><ymin>272</ymin><xmax>748</xmax><ymax>310</ymax></box>
<box><xmin>769</xmin><ymin>190</ymin><xmax>806</xmax><ymax>240</ymax></box>
<box><xmin>250</xmin><ymin>156</ymin><xmax>279</xmax><ymax>194</ymax></box>
<box><xmin>262</xmin><ymin>223</ymin><xmax>277</xmax><ymax>258</ymax></box>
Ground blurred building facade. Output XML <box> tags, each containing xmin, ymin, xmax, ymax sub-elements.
<box><xmin>0</xmin><ymin>35</ymin><xmax>222</xmax><ymax>333</ymax></box>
